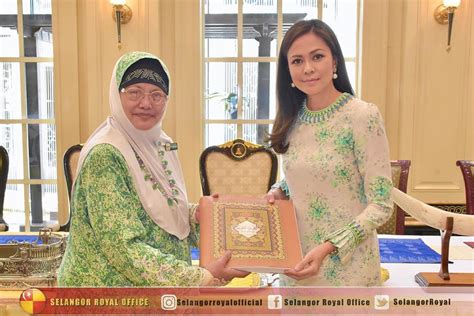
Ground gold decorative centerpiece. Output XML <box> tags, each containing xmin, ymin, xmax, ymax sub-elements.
<box><xmin>0</xmin><ymin>228</ymin><xmax>67</xmax><ymax>289</ymax></box>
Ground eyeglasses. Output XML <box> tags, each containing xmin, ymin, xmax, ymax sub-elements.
<box><xmin>120</xmin><ymin>88</ymin><xmax>167</xmax><ymax>104</ymax></box>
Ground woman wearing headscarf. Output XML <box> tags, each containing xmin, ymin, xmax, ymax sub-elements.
<box><xmin>58</xmin><ymin>51</ymin><xmax>248</xmax><ymax>286</ymax></box>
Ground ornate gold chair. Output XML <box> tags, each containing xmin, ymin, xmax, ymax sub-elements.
<box><xmin>199</xmin><ymin>138</ymin><xmax>278</xmax><ymax>196</ymax></box>
<box><xmin>199</xmin><ymin>139</ymin><xmax>278</xmax><ymax>287</ymax></box>
<box><xmin>377</xmin><ymin>160</ymin><xmax>411</xmax><ymax>235</ymax></box>
<box><xmin>0</xmin><ymin>146</ymin><xmax>9</xmax><ymax>232</ymax></box>
<box><xmin>456</xmin><ymin>160</ymin><xmax>474</xmax><ymax>215</ymax></box>
<box><xmin>56</xmin><ymin>144</ymin><xmax>83</xmax><ymax>232</ymax></box>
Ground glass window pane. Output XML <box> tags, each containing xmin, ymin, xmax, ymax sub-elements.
<box><xmin>202</xmin><ymin>0</ymin><xmax>359</xmax><ymax>158</ymax></box>
<box><xmin>0</xmin><ymin>0</ymin><xmax>18</xmax><ymax>14</ymax></box>
<box><xmin>323</xmin><ymin>0</ymin><xmax>357</xmax><ymax>57</ymax></box>
<box><xmin>23</xmin><ymin>0</ymin><xmax>52</xmax><ymax>14</ymax></box>
<box><xmin>0</xmin><ymin>0</ymin><xmax>57</xmax><ymax>232</ymax></box>
<box><xmin>282</xmin><ymin>1</ymin><xmax>317</xmax><ymax>40</ymax></box>
<box><xmin>29</xmin><ymin>184</ymin><xmax>57</xmax><ymax>229</ymax></box>
<box><xmin>205</xmin><ymin>124</ymin><xmax>237</xmax><ymax>147</ymax></box>
<box><xmin>0</xmin><ymin>28</ymin><xmax>19</xmax><ymax>57</ymax></box>
<box><xmin>205</xmin><ymin>0</ymin><xmax>237</xmax><ymax>58</ymax></box>
<box><xmin>0</xmin><ymin>1</ymin><xmax>19</xmax><ymax>57</ymax></box>
<box><xmin>23</xmin><ymin>0</ymin><xmax>52</xmax><ymax>57</ymax></box>
<box><xmin>0</xmin><ymin>62</ymin><xmax>22</xmax><ymax>119</ymax></box>
<box><xmin>243</xmin><ymin>123</ymin><xmax>272</xmax><ymax>145</ymax></box>
<box><xmin>26</xmin><ymin>62</ymin><xmax>54</xmax><ymax>119</ymax></box>
<box><xmin>28</xmin><ymin>124</ymin><xmax>56</xmax><ymax>180</ymax></box>
<box><xmin>243</xmin><ymin>62</ymin><xmax>276</xmax><ymax>120</ymax></box>
<box><xmin>3</xmin><ymin>184</ymin><xmax>24</xmax><ymax>231</ymax></box>
<box><xmin>243</xmin><ymin>1</ymin><xmax>277</xmax><ymax>58</ymax></box>
<box><xmin>0</xmin><ymin>124</ymin><xmax>24</xmax><ymax>179</ymax></box>
<box><xmin>206</xmin><ymin>38</ymin><xmax>238</xmax><ymax>58</ymax></box>
<box><xmin>205</xmin><ymin>62</ymin><xmax>237</xmax><ymax>120</ymax></box>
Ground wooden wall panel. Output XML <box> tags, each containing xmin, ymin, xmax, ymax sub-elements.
<box><xmin>404</xmin><ymin>0</ymin><xmax>472</xmax><ymax>202</ymax></box>
<box><xmin>364</xmin><ymin>0</ymin><xmax>473</xmax><ymax>204</ymax></box>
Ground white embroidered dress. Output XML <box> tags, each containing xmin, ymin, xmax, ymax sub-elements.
<box><xmin>277</xmin><ymin>93</ymin><xmax>393</xmax><ymax>286</ymax></box>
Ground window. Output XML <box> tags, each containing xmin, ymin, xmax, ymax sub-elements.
<box><xmin>0</xmin><ymin>0</ymin><xmax>56</xmax><ymax>231</ymax></box>
<box><xmin>203</xmin><ymin>0</ymin><xmax>360</xmax><ymax>146</ymax></box>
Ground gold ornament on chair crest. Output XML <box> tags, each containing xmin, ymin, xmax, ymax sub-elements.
<box><xmin>110</xmin><ymin>0</ymin><xmax>133</xmax><ymax>49</ymax></box>
<box><xmin>218</xmin><ymin>139</ymin><xmax>260</xmax><ymax>159</ymax></box>
<box><xmin>434</xmin><ymin>0</ymin><xmax>461</xmax><ymax>52</ymax></box>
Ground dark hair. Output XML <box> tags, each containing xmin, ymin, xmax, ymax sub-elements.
<box><xmin>268</xmin><ymin>19</ymin><xmax>354</xmax><ymax>153</ymax></box>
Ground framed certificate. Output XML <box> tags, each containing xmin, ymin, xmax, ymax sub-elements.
<box><xmin>199</xmin><ymin>195</ymin><xmax>303</xmax><ymax>273</ymax></box>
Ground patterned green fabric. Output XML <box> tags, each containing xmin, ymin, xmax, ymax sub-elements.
<box><xmin>298</xmin><ymin>93</ymin><xmax>352</xmax><ymax>123</ymax></box>
<box><xmin>326</xmin><ymin>221</ymin><xmax>365</xmax><ymax>260</ymax></box>
<box><xmin>271</xmin><ymin>178</ymin><xmax>291</xmax><ymax>198</ymax></box>
<box><xmin>115</xmin><ymin>52</ymin><xmax>157</xmax><ymax>86</ymax></box>
<box><xmin>377</xmin><ymin>166</ymin><xmax>401</xmax><ymax>234</ymax></box>
<box><xmin>57</xmin><ymin>144</ymin><xmax>204</xmax><ymax>287</ymax></box>
<box><xmin>280</xmin><ymin>97</ymin><xmax>393</xmax><ymax>286</ymax></box>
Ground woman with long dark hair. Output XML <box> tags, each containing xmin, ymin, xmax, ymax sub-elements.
<box><xmin>267</xmin><ymin>20</ymin><xmax>393</xmax><ymax>286</ymax></box>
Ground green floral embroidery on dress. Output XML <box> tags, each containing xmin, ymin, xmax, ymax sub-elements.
<box><xmin>367</xmin><ymin>113</ymin><xmax>384</xmax><ymax>136</ymax></box>
<box><xmin>324</xmin><ymin>254</ymin><xmax>342</xmax><ymax>285</ymax></box>
<box><xmin>324</xmin><ymin>266</ymin><xmax>338</xmax><ymax>283</ymax></box>
<box><xmin>308</xmin><ymin>196</ymin><xmax>329</xmax><ymax>220</ymax></box>
<box><xmin>353</xmin><ymin>140</ymin><xmax>365</xmax><ymax>167</ymax></box>
<box><xmin>316</xmin><ymin>125</ymin><xmax>332</xmax><ymax>142</ymax></box>
<box><xmin>357</xmin><ymin>180</ymin><xmax>367</xmax><ymax>204</ymax></box>
<box><xmin>362</xmin><ymin>248</ymin><xmax>375</xmax><ymax>265</ymax></box>
<box><xmin>283</xmin><ymin>142</ymin><xmax>299</xmax><ymax>170</ymax></box>
<box><xmin>311</xmin><ymin>153</ymin><xmax>333</xmax><ymax>181</ymax></box>
<box><xmin>334</xmin><ymin>129</ymin><xmax>354</xmax><ymax>155</ymax></box>
<box><xmin>332</xmin><ymin>164</ymin><xmax>354</xmax><ymax>187</ymax></box>
<box><xmin>368</xmin><ymin>176</ymin><xmax>392</xmax><ymax>204</ymax></box>
<box><xmin>310</xmin><ymin>231</ymin><xmax>325</xmax><ymax>244</ymax></box>
<box><xmin>282</xmin><ymin>99</ymin><xmax>392</xmax><ymax>286</ymax></box>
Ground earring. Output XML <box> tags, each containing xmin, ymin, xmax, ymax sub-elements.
<box><xmin>291</xmin><ymin>82</ymin><xmax>296</xmax><ymax>88</ymax></box>
<box><xmin>332</xmin><ymin>72</ymin><xmax>338</xmax><ymax>80</ymax></box>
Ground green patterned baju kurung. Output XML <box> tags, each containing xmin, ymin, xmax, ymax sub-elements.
<box><xmin>57</xmin><ymin>144</ymin><xmax>206</xmax><ymax>286</ymax></box>
<box><xmin>275</xmin><ymin>93</ymin><xmax>393</xmax><ymax>286</ymax></box>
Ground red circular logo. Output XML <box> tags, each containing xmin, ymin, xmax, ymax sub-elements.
<box><xmin>19</xmin><ymin>288</ymin><xmax>47</xmax><ymax>314</ymax></box>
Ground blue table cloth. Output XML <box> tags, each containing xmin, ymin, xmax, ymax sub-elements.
<box><xmin>192</xmin><ymin>239</ymin><xmax>444</xmax><ymax>264</ymax></box>
<box><xmin>379</xmin><ymin>238</ymin><xmax>442</xmax><ymax>263</ymax></box>
<box><xmin>191</xmin><ymin>247</ymin><xmax>200</xmax><ymax>261</ymax></box>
